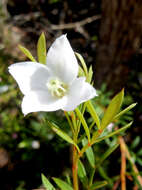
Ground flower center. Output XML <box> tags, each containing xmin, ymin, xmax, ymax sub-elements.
<box><xmin>47</xmin><ymin>79</ymin><xmax>68</xmax><ymax>98</ymax></box>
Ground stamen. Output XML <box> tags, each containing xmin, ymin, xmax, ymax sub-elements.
<box><xmin>47</xmin><ymin>79</ymin><xmax>68</xmax><ymax>98</ymax></box>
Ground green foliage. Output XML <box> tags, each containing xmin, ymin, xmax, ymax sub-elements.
<box><xmin>75</xmin><ymin>107</ymin><xmax>91</xmax><ymax>142</ymax></box>
<box><xmin>101</xmin><ymin>89</ymin><xmax>124</xmax><ymax>130</ymax></box>
<box><xmin>78</xmin><ymin>159</ymin><xmax>88</xmax><ymax>185</ymax></box>
<box><xmin>37</xmin><ymin>32</ymin><xmax>46</xmax><ymax>64</ymax></box>
<box><xmin>47</xmin><ymin>120</ymin><xmax>80</xmax><ymax>152</ymax></box>
<box><xmin>95</xmin><ymin>143</ymin><xmax>119</xmax><ymax>168</ymax></box>
<box><xmin>89</xmin><ymin>181</ymin><xmax>108</xmax><ymax>190</ymax></box>
<box><xmin>92</xmin><ymin>121</ymin><xmax>133</xmax><ymax>144</ymax></box>
<box><xmin>86</xmin><ymin>100</ymin><xmax>101</xmax><ymax>130</ymax></box>
<box><xmin>19</xmin><ymin>45</ymin><xmax>37</xmax><ymax>62</ymax></box>
<box><xmin>82</xmin><ymin>138</ymin><xmax>95</xmax><ymax>168</ymax></box>
<box><xmin>53</xmin><ymin>177</ymin><xmax>73</xmax><ymax>190</ymax></box>
<box><xmin>114</xmin><ymin>103</ymin><xmax>137</xmax><ymax>121</ymax></box>
<box><xmin>42</xmin><ymin>174</ymin><xmax>55</xmax><ymax>190</ymax></box>
<box><xmin>19</xmin><ymin>33</ymin><xmax>47</xmax><ymax>64</ymax></box>
<box><xmin>75</xmin><ymin>52</ymin><xmax>88</xmax><ymax>78</ymax></box>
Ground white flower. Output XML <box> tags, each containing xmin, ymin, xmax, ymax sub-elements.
<box><xmin>8</xmin><ymin>35</ymin><xmax>97</xmax><ymax>115</ymax></box>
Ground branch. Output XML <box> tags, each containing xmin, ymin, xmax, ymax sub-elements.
<box><xmin>50</xmin><ymin>15</ymin><xmax>101</xmax><ymax>30</ymax></box>
<box><xmin>119</xmin><ymin>136</ymin><xmax>126</xmax><ymax>190</ymax></box>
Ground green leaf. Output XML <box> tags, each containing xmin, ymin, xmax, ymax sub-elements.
<box><xmin>78</xmin><ymin>159</ymin><xmax>88</xmax><ymax>185</ymax></box>
<box><xmin>96</xmin><ymin>143</ymin><xmax>119</xmax><ymax>168</ymax></box>
<box><xmin>47</xmin><ymin>121</ymin><xmax>80</xmax><ymax>152</ymax></box>
<box><xmin>75</xmin><ymin>52</ymin><xmax>88</xmax><ymax>77</ymax></box>
<box><xmin>86</xmin><ymin>101</ymin><xmax>101</xmax><ymax>130</ymax></box>
<box><xmin>92</xmin><ymin>121</ymin><xmax>132</xmax><ymax>144</ymax></box>
<box><xmin>131</xmin><ymin>136</ymin><xmax>140</xmax><ymax>149</ymax></box>
<box><xmin>75</xmin><ymin>108</ymin><xmax>90</xmax><ymax>142</ymax></box>
<box><xmin>101</xmin><ymin>89</ymin><xmax>124</xmax><ymax>130</ymax></box>
<box><xmin>137</xmin><ymin>149</ymin><xmax>142</xmax><ymax>156</ymax></box>
<box><xmin>19</xmin><ymin>45</ymin><xmax>37</xmax><ymax>62</ymax></box>
<box><xmin>89</xmin><ymin>181</ymin><xmax>108</xmax><ymax>190</ymax></box>
<box><xmin>37</xmin><ymin>32</ymin><xmax>46</xmax><ymax>64</ymax></box>
<box><xmin>98</xmin><ymin>167</ymin><xmax>113</xmax><ymax>187</ymax></box>
<box><xmin>82</xmin><ymin>138</ymin><xmax>95</xmax><ymax>168</ymax></box>
<box><xmin>41</xmin><ymin>174</ymin><xmax>55</xmax><ymax>190</ymax></box>
<box><xmin>78</xmin><ymin>65</ymin><xmax>85</xmax><ymax>77</ymax></box>
<box><xmin>53</xmin><ymin>177</ymin><xmax>73</xmax><ymax>190</ymax></box>
<box><xmin>114</xmin><ymin>103</ymin><xmax>137</xmax><ymax>120</ymax></box>
<box><xmin>88</xmin><ymin>65</ymin><xmax>93</xmax><ymax>83</ymax></box>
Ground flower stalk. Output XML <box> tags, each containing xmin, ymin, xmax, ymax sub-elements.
<box><xmin>72</xmin><ymin>145</ymin><xmax>79</xmax><ymax>190</ymax></box>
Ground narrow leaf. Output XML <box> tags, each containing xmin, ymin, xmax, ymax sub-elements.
<box><xmin>47</xmin><ymin>121</ymin><xmax>80</xmax><ymax>152</ymax></box>
<box><xmin>88</xmin><ymin>65</ymin><xmax>93</xmax><ymax>83</ymax></box>
<box><xmin>114</xmin><ymin>103</ymin><xmax>137</xmax><ymax>120</ymax></box>
<box><xmin>86</xmin><ymin>101</ymin><xmax>101</xmax><ymax>130</ymax></box>
<box><xmin>78</xmin><ymin>159</ymin><xmax>88</xmax><ymax>185</ymax></box>
<box><xmin>98</xmin><ymin>167</ymin><xmax>113</xmax><ymax>187</ymax></box>
<box><xmin>82</xmin><ymin>138</ymin><xmax>95</xmax><ymax>168</ymax></box>
<box><xmin>75</xmin><ymin>52</ymin><xmax>88</xmax><ymax>77</ymax></box>
<box><xmin>75</xmin><ymin>108</ymin><xmax>90</xmax><ymax>142</ymax></box>
<box><xmin>92</xmin><ymin>122</ymin><xmax>132</xmax><ymax>144</ymax></box>
<box><xmin>37</xmin><ymin>32</ymin><xmax>46</xmax><ymax>64</ymax></box>
<box><xmin>89</xmin><ymin>181</ymin><xmax>108</xmax><ymax>190</ymax></box>
<box><xmin>53</xmin><ymin>177</ymin><xmax>73</xmax><ymax>190</ymax></box>
<box><xmin>78</xmin><ymin>65</ymin><xmax>85</xmax><ymax>77</ymax></box>
<box><xmin>19</xmin><ymin>45</ymin><xmax>37</xmax><ymax>62</ymax></box>
<box><xmin>41</xmin><ymin>174</ymin><xmax>55</xmax><ymax>190</ymax></box>
<box><xmin>96</xmin><ymin>143</ymin><xmax>119</xmax><ymax>168</ymax></box>
<box><xmin>101</xmin><ymin>89</ymin><xmax>124</xmax><ymax>130</ymax></box>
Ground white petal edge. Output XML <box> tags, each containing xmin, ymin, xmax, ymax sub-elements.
<box><xmin>22</xmin><ymin>90</ymin><xmax>67</xmax><ymax>115</ymax></box>
<box><xmin>46</xmin><ymin>35</ymin><xmax>78</xmax><ymax>84</ymax></box>
<box><xmin>8</xmin><ymin>62</ymin><xmax>51</xmax><ymax>95</ymax></box>
<box><xmin>63</xmin><ymin>77</ymin><xmax>97</xmax><ymax>111</ymax></box>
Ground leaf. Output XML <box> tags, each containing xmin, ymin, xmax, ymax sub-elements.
<box><xmin>75</xmin><ymin>52</ymin><xmax>88</xmax><ymax>77</ymax></box>
<box><xmin>41</xmin><ymin>174</ymin><xmax>55</xmax><ymax>190</ymax></box>
<box><xmin>75</xmin><ymin>108</ymin><xmax>90</xmax><ymax>142</ymax></box>
<box><xmin>53</xmin><ymin>177</ymin><xmax>73</xmax><ymax>190</ymax></box>
<box><xmin>101</xmin><ymin>89</ymin><xmax>124</xmax><ymax>130</ymax></box>
<box><xmin>89</xmin><ymin>181</ymin><xmax>108</xmax><ymax>190</ymax></box>
<box><xmin>92</xmin><ymin>122</ymin><xmax>133</xmax><ymax>144</ymax></box>
<box><xmin>131</xmin><ymin>136</ymin><xmax>140</xmax><ymax>149</ymax></box>
<box><xmin>37</xmin><ymin>32</ymin><xmax>46</xmax><ymax>64</ymax></box>
<box><xmin>19</xmin><ymin>45</ymin><xmax>37</xmax><ymax>62</ymax></box>
<box><xmin>78</xmin><ymin>65</ymin><xmax>85</xmax><ymax>77</ymax></box>
<box><xmin>47</xmin><ymin>121</ymin><xmax>80</xmax><ymax>152</ymax></box>
<box><xmin>78</xmin><ymin>159</ymin><xmax>88</xmax><ymax>185</ymax></box>
<box><xmin>88</xmin><ymin>65</ymin><xmax>93</xmax><ymax>83</ymax></box>
<box><xmin>82</xmin><ymin>138</ymin><xmax>95</xmax><ymax>168</ymax></box>
<box><xmin>137</xmin><ymin>149</ymin><xmax>142</xmax><ymax>156</ymax></box>
<box><xmin>86</xmin><ymin>101</ymin><xmax>101</xmax><ymax>130</ymax></box>
<box><xmin>98</xmin><ymin>167</ymin><xmax>113</xmax><ymax>187</ymax></box>
<box><xmin>96</xmin><ymin>143</ymin><xmax>119</xmax><ymax>168</ymax></box>
<box><xmin>114</xmin><ymin>103</ymin><xmax>137</xmax><ymax>120</ymax></box>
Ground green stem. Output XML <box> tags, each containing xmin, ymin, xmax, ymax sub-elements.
<box><xmin>64</xmin><ymin>111</ymin><xmax>75</xmax><ymax>135</ymax></box>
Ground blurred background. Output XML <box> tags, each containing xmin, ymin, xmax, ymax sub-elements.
<box><xmin>0</xmin><ymin>0</ymin><xmax>142</xmax><ymax>189</ymax></box>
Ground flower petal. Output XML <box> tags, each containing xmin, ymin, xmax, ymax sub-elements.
<box><xmin>22</xmin><ymin>90</ymin><xmax>67</xmax><ymax>115</ymax></box>
<box><xmin>46</xmin><ymin>35</ymin><xmax>78</xmax><ymax>84</ymax></box>
<box><xmin>63</xmin><ymin>77</ymin><xmax>97</xmax><ymax>111</ymax></box>
<box><xmin>8</xmin><ymin>62</ymin><xmax>51</xmax><ymax>95</ymax></box>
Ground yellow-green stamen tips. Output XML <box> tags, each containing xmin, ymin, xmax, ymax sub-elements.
<box><xmin>47</xmin><ymin>79</ymin><xmax>68</xmax><ymax>98</ymax></box>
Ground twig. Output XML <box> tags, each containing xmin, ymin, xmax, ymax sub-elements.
<box><xmin>119</xmin><ymin>137</ymin><xmax>142</xmax><ymax>187</ymax></box>
<box><xmin>112</xmin><ymin>179</ymin><xmax>120</xmax><ymax>190</ymax></box>
<box><xmin>50</xmin><ymin>15</ymin><xmax>101</xmax><ymax>30</ymax></box>
<box><xmin>119</xmin><ymin>136</ymin><xmax>126</xmax><ymax>190</ymax></box>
